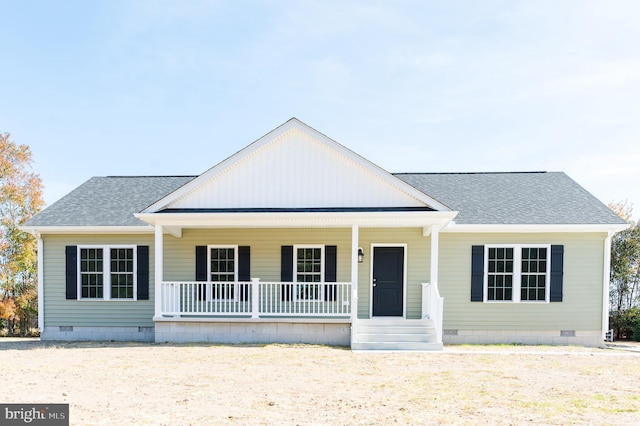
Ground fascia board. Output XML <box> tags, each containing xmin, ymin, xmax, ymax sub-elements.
<box><xmin>20</xmin><ymin>226</ymin><xmax>154</xmax><ymax>235</ymax></box>
<box><xmin>441</xmin><ymin>223</ymin><xmax>630</xmax><ymax>234</ymax></box>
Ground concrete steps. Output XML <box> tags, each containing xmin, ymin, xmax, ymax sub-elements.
<box><xmin>352</xmin><ymin>318</ymin><xmax>443</xmax><ymax>351</ymax></box>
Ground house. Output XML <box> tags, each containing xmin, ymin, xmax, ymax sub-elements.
<box><xmin>23</xmin><ymin>118</ymin><xmax>628</xmax><ymax>350</ymax></box>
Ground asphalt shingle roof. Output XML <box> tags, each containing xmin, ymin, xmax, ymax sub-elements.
<box><xmin>25</xmin><ymin>172</ymin><xmax>625</xmax><ymax>227</ymax></box>
<box><xmin>25</xmin><ymin>176</ymin><xmax>195</xmax><ymax>227</ymax></box>
<box><xmin>394</xmin><ymin>172</ymin><xmax>626</xmax><ymax>225</ymax></box>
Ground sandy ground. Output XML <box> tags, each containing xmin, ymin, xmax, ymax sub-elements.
<box><xmin>1</xmin><ymin>339</ymin><xmax>639</xmax><ymax>425</ymax></box>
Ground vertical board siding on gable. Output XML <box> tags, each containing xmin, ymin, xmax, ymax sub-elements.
<box><xmin>357</xmin><ymin>228</ymin><xmax>431</xmax><ymax>320</ymax></box>
<box><xmin>168</xmin><ymin>130</ymin><xmax>425</xmax><ymax>210</ymax></box>
<box><xmin>42</xmin><ymin>235</ymin><xmax>155</xmax><ymax>327</ymax></box>
<box><xmin>438</xmin><ymin>233</ymin><xmax>607</xmax><ymax>331</ymax></box>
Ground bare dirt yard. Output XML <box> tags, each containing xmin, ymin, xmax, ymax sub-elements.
<box><xmin>1</xmin><ymin>339</ymin><xmax>639</xmax><ymax>425</ymax></box>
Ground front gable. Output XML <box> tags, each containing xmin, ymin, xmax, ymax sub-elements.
<box><xmin>144</xmin><ymin>118</ymin><xmax>449</xmax><ymax>212</ymax></box>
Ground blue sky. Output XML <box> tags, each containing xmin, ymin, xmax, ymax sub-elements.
<box><xmin>2</xmin><ymin>1</ymin><xmax>639</xmax><ymax>219</ymax></box>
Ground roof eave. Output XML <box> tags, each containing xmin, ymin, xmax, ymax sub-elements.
<box><xmin>21</xmin><ymin>225</ymin><xmax>154</xmax><ymax>235</ymax></box>
<box><xmin>442</xmin><ymin>223</ymin><xmax>630</xmax><ymax>234</ymax></box>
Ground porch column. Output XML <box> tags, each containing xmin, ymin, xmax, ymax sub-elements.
<box><xmin>351</xmin><ymin>225</ymin><xmax>359</xmax><ymax>342</ymax></box>
<box><xmin>602</xmin><ymin>231</ymin><xmax>614</xmax><ymax>341</ymax></box>
<box><xmin>36</xmin><ymin>232</ymin><xmax>44</xmax><ymax>331</ymax></box>
<box><xmin>154</xmin><ymin>224</ymin><xmax>164</xmax><ymax>319</ymax></box>
<box><xmin>430</xmin><ymin>225</ymin><xmax>440</xmax><ymax>286</ymax></box>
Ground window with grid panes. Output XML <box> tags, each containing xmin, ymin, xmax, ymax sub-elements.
<box><xmin>487</xmin><ymin>247</ymin><xmax>514</xmax><ymax>301</ymax></box>
<box><xmin>110</xmin><ymin>248</ymin><xmax>134</xmax><ymax>299</ymax></box>
<box><xmin>296</xmin><ymin>247</ymin><xmax>323</xmax><ymax>300</ymax></box>
<box><xmin>521</xmin><ymin>247</ymin><xmax>547</xmax><ymax>301</ymax></box>
<box><xmin>79</xmin><ymin>246</ymin><xmax>136</xmax><ymax>300</ymax></box>
<box><xmin>485</xmin><ymin>245</ymin><xmax>550</xmax><ymax>302</ymax></box>
<box><xmin>209</xmin><ymin>247</ymin><xmax>236</xmax><ymax>299</ymax></box>
<box><xmin>80</xmin><ymin>248</ymin><xmax>104</xmax><ymax>299</ymax></box>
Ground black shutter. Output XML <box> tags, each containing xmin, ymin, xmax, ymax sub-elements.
<box><xmin>324</xmin><ymin>245</ymin><xmax>337</xmax><ymax>301</ymax></box>
<box><xmin>470</xmin><ymin>245</ymin><xmax>484</xmax><ymax>302</ymax></box>
<box><xmin>196</xmin><ymin>246</ymin><xmax>207</xmax><ymax>300</ymax></box>
<box><xmin>137</xmin><ymin>246</ymin><xmax>149</xmax><ymax>300</ymax></box>
<box><xmin>550</xmin><ymin>245</ymin><xmax>564</xmax><ymax>302</ymax></box>
<box><xmin>238</xmin><ymin>246</ymin><xmax>250</xmax><ymax>301</ymax></box>
<box><xmin>281</xmin><ymin>246</ymin><xmax>293</xmax><ymax>301</ymax></box>
<box><xmin>65</xmin><ymin>246</ymin><xmax>78</xmax><ymax>300</ymax></box>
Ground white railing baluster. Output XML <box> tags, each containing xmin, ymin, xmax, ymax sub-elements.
<box><xmin>159</xmin><ymin>281</ymin><xmax>352</xmax><ymax>318</ymax></box>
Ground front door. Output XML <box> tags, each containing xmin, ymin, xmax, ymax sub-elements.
<box><xmin>372</xmin><ymin>246</ymin><xmax>404</xmax><ymax>316</ymax></box>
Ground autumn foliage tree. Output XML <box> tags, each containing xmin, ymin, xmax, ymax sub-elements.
<box><xmin>0</xmin><ymin>133</ymin><xmax>44</xmax><ymax>336</ymax></box>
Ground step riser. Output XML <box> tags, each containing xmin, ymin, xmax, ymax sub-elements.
<box><xmin>352</xmin><ymin>342</ymin><xmax>444</xmax><ymax>351</ymax></box>
<box><xmin>357</xmin><ymin>333</ymin><xmax>434</xmax><ymax>343</ymax></box>
<box><xmin>358</xmin><ymin>326</ymin><xmax>435</xmax><ymax>334</ymax></box>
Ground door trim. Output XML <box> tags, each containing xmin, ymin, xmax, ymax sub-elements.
<box><xmin>369</xmin><ymin>243</ymin><xmax>407</xmax><ymax>318</ymax></box>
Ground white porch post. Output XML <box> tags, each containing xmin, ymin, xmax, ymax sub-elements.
<box><xmin>602</xmin><ymin>231</ymin><xmax>614</xmax><ymax>341</ymax></box>
<box><xmin>430</xmin><ymin>225</ymin><xmax>440</xmax><ymax>286</ymax></box>
<box><xmin>430</xmin><ymin>225</ymin><xmax>443</xmax><ymax>343</ymax></box>
<box><xmin>154</xmin><ymin>224</ymin><xmax>164</xmax><ymax>319</ymax></box>
<box><xmin>351</xmin><ymin>224</ymin><xmax>359</xmax><ymax>344</ymax></box>
<box><xmin>251</xmin><ymin>278</ymin><xmax>260</xmax><ymax>318</ymax></box>
<box><xmin>36</xmin><ymin>232</ymin><xmax>44</xmax><ymax>331</ymax></box>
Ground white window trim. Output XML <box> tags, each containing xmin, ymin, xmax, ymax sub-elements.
<box><xmin>483</xmin><ymin>244</ymin><xmax>551</xmax><ymax>303</ymax></box>
<box><xmin>293</xmin><ymin>244</ymin><xmax>325</xmax><ymax>301</ymax></box>
<box><xmin>207</xmin><ymin>245</ymin><xmax>238</xmax><ymax>301</ymax></box>
<box><xmin>77</xmin><ymin>245</ymin><xmax>137</xmax><ymax>301</ymax></box>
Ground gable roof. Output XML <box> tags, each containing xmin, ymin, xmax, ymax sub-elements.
<box><xmin>142</xmin><ymin>118</ymin><xmax>450</xmax><ymax>213</ymax></box>
<box><xmin>24</xmin><ymin>176</ymin><xmax>195</xmax><ymax>227</ymax></box>
<box><xmin>23</xmin><ymin>119</ymin><xmax>627</xmax><ymax>231</ymax></box>
<box><xmin>395</xmin><ymin>172</ymin><xmax>627</xmax><ymax>225</ymax></box>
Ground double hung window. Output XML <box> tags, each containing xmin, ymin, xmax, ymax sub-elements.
<box><xmin>295</xmin><ymin>245</ymin><xmax>324</xmax><ymax>300</ymax></box>
<box><xmin>485</xmin><ymin>245</ymin><xmax>550</xmax><ymax>302</ymax></box>
<box><xmin>208</xmin><ymin>246</ymin><xmax>237</xmax><ymax>300</ymax></box>
<box><xmin>78</xmin><ymin>246</ymin><xmax>136</xmax><ymax>300</ymax></box>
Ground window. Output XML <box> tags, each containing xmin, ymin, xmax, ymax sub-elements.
<box><xmin>485</xmin><ymin>245</ymin><xmax>550</xmax><ymax>302</ymax></box>
<box><xmin>295</xmin><ymin>245</ymin><xmax>324</xmax><ymax>300</ymax></box>
<box><xmin>208</xmin><ymin>246</ymin><xmax>237</xmax><ymax>300</ymax></box>
<box><xmin>78</xmin><ymin>246</ymin><xmax>136</xmax><ymax>300</ymax></box>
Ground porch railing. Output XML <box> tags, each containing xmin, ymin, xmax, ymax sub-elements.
<box><xmin>160</xmin><ymin>279</ymin><xmax>352</xmax><ymax>318</ymax></box>
<box><xmin>422</xmin><ymin>282</ymin><xmax>444</xmax><ymax>343</ymax></box>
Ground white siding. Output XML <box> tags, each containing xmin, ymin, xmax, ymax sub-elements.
<box><xmin>168</xmin><ymin>128</ymin><xmax>425</xmax><ymax>209</ymax></box>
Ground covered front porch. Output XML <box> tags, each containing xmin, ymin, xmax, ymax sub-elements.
<box><xmin>139</xmin><ymin>210</ymin><xmax>453</xmax><ymax>349</ymax></box>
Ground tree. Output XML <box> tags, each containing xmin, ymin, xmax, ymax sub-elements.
<box><xmin>0</xmin><ymin>133</ymin><xmax>44</xmax><ymax>336</ymax></box>
<box><xmin>608</xmin><ymin>201</ymin><xmax>640</xmax><ymax>339</ymax></box>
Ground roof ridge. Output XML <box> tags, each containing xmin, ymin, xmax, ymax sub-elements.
<box><xmin>104</xmin><ymin>175</ymin><xmax>198</xmax><ymax>178</ymax></box>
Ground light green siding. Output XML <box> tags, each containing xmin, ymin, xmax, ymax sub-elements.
<box><xmin>42</xmin><ymin>234</ymin><xmax>155</xmax><ymax>327</ymax></box>
<box><xmin>439</xmin><ymin>232</ymin><xmax>607</xmax><ymax>331</ymax></box>
<box><xmin>42</xmin><ymin>228</ymin><xmax>607</xmax><ymax>334</ymax></box>
<box><xmin>164</xmin><ymin>228</ymin><xmax>353</xmax><ymax>282</ymax></box>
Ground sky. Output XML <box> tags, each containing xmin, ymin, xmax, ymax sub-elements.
<box><xmin>1</xmin><ymin>1</ymin><xmax>639</xmax><ymax>220</ymax></box>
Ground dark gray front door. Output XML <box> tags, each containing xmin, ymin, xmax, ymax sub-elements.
<box><xmin>372</xmin><ymin>246</ymin><xmax>404</xmax><ymax>316</ymax></box>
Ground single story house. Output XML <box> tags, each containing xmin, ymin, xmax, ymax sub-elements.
<box><xmin>23</xmin><ymin>118</ymin><xmax>628</xmax><ymax>350</ymax></box>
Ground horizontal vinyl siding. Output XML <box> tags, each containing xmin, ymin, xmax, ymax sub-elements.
<box><xmin>164</xmin><ymin>228</ymin><xmax>352</xmax><ymax>283</ymax></box>
<box><xmin>357</xmin><ymin>228</ymin><xmax>431</xmax><ymax>319</ymax></box>
<box><xmin>42</xmin><ymin>234</ymin><xmax>155</xmax><ymax>327</ymax></box>
<box><xmin>439</xmin><ymin>233</ymin><xmax>606</xmax><ymax>331</ymax></box>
